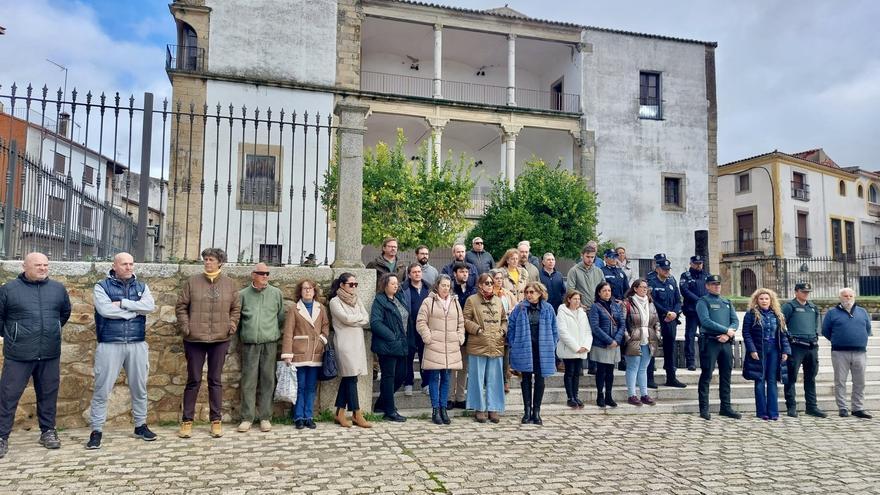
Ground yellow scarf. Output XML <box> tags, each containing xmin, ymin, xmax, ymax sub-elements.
<box><xmin>507</xmin><ymin>268</ymin><xmax>519</xmax><ymax>285</ymax></box>
<box><xmin>204</xmin><ymin>269</ymin><xmax>221</xmax><ymax>282</ymax></box>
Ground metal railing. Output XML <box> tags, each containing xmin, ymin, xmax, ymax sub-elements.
<box><xmin>791</xmin><ymin>181</ymin><xmax>810</xmax><ymax>201</ymax></box>
<box><xmin>638</xmin><ymin>97</ymin><xmax>663</xmax><ymax>120</ymax></box>
<box><xmin>720</xmin><ymin>234</ymin><xmax>772</xmax><ymax>256</ymax></box>
<box><xmin>868</xmin><ymin>202</ymin><xmax>880</xmax><ymax>217</ymax></box>
<box><xmin>166</xmin><ymin>44</ymin><xmax>205</xmax><ymax>72</ymax></box>
<box><xmin>796</xmin><ymin>236</ymin><xmax>812</xmax><ymax>257</ymax></box>
<box><xmin>360</xmin><ymin>71</ymin><xmax>580</xmax><ymax>113</ymax></box>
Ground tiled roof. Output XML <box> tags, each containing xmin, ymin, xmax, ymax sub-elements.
<box><xmin>382</xmin><ymin>1</ymin><xmax>718</xmax><ymax>47</ymax></box>
<box><xmin>719</xmin><ymin>149</ymin><xmax>856</xmax><ymax>176</ymax></box>
<box><xmin>790</xmin><ymin>148</ymin><xmax>840</xmax><ymax>169</ymax></box>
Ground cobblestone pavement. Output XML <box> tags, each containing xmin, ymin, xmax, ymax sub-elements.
<box><xmin>1</xmin><ymin>413</ymin><xmax>879</xmax><ymax>494</ymax></box>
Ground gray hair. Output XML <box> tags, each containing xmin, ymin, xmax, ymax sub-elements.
<box><xmin>518</xmin><ymin>240</ymin><xmax>531</xmax><ymax>249</ymax></box>
<box><xmin>432</xmin><ymin>274</ymin><xmax>453</xmax><ymax>293</ymax></box>
<box><xmin>839</xmin><ymin>287</ymin><xmax>855</xmax><ymax>297</ymax></box>
<box><xmin>542</xmin><ymin>252</ymin><xmax>555</xmax><ymax>261</ymax></box>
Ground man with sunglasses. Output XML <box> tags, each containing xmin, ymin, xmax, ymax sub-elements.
<box><xmin>466</xmin><ymin>237</ymin><xmax>495</xmax><ymax>275</ymax></box>
<box><xmin>237</xmin><ymin>263</ymin><xmax>285</xmax><ymax>433</ymax></box>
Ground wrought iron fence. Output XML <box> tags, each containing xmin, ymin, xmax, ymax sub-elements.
<box><xmin>1</xmin><ymin>82</ymin><xmax>336</xmax><ymax>265</ymax></box>
<box><xmin>721</xmin><ymin>251</ymin><xmax>880</xmax><ymax>299</ymax></box>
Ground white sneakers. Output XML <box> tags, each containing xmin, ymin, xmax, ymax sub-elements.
<box><xmin>259</xmin><ymin>420</ymin><xmax>272</xmax><ymax>432</ymax></box>
<box><xmin>237</xmin><ymin>421</ymin><xmax>252</xmax><ymax>433</ymax></box>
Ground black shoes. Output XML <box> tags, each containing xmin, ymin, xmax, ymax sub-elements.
<box><xmin>852</xmin><ymin>410</ymin><xmax>873</xmax><ymax>419</ymax></box>
<box><xmin>39</xmin><ymin>429</ymin><xmax>61</xmax><ymax>449</ymax></box>
<box><xmin>447</xmin><ymin>400</ymin><xmax>455</xmax><ymax>409</ymax></box>
<box><xmin>521</xmin><ymin>406</ymin><xmax>532</xmax><ymax>424</ymax></box>
<box><xmin>431</xmin><ymin>408</ymin><xmax>443</xmax><ymax>425</ymax></box>
<box><xmin>647</xmin><ymin>381</ymin><xmax>658</xmax><ymax>389</ymax></box>
<box><xmin>454</xmin><ymin>401</ymin><xmax>466</xmax><ymax>409</ymax></box>
<box><xmin>384</xmin><ymin>412</ymin><xmax>407</xmax><ymax>422</ymax></box>
<box><xmin>305</xmin><ymin>419</ymin><xmax>317</xmax><ymax>429</ymax></box>
<box><xmin>530</xmin><ymin>407</ymin><xmax>543</xmax><ymax>425</ymax></box>
<box><xmin>839</xmin><ymin>409</ymin><xmax>850</xmax><ymax>417</ymax></box>
<box><xmin>294</xmin><ymin>419</ymin><xmax>305</xmax><ymax>429</ymax></box>
<box><xmin>439</xmin><ymin>408</ymin><xmax>451</xmax><ymax>425</ymax></box>
<box><xmin>605</xmin><ymin>398</ymin><xmax>618</xmax><ymax>408</ymax></box>
<box><xmin>687</xmin><ymin>365</ymin><xmax>697</xmax><ymax>372</ymax></box>
<box><xmin>699</xmin><ymin>410</ymin><xmax>711</xmax><ymax>420</ymax></box>
<box><xmin>719</xmin><ymin>409</ymin><xmax>742</xmax><ymax>419</ymax></box>
<box><xmin>665</xmin><ymin>379</ymin><xmax>687</xmax><ymax>388</ymax></box>
<box><xmin>596</xmin><ymin>394</ymin><xmax>606</xmax><ymax>409</ymax></box>
<box><xmin>787</xmin><ymin>407</ymin><xmax>799</xmax><ymax>418</ymax></box>
<box><xmin>134</xmin><ymin>424</ymin><xmax>157</xmax><ymax>441</ymax></box>
<box><xmin>805</xmin><ymin>408</ymin><xmax>827</xmax><ymax>418</ymax></box>
<box><xmin>86</xmin><ymin>431</ymin><xmax>102</xmax><ymax>450</ymax></box>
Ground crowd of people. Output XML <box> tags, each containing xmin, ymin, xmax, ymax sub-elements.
<box><xmin>0</xmin><ymin>241</ymin><xmax>872</xmax><ymax>458</ymax></box>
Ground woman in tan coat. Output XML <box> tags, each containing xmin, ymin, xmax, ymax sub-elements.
<box><xmin>416</xmin><ymin>274</ymin><xmax>465</xmax><ymax>425</ymax></box>
<box><xmin>463</xmin><ymin>273</ymin><xmax>509</xmax><ymax>423</ymax></box>
<box><xmin>497</xmin><ymin>248</ymin><xmax>528</xmax><ymax>302</ymax></box>
<box><xmin>622</xmin><ymin>279</ymin><xmax>661</xmax><ymax>407</ymax></box>
<box><xmin>328</xmin><ymin>273</ymin><xmax>372</xmax><ymax>428</ymax></box>
<box><xmin>281</xmin><ymin>279</ymin><xmax>330</xmax><ymax>430</ymax></box>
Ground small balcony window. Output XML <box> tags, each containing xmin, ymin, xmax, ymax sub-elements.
<box><xmin>639</xmin><ymin>72</ymin><xmax>662</xmax><ymax>119</ymax></box>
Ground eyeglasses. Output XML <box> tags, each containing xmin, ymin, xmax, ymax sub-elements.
<box><xmin>524</xmin><ymin>290</ymin><xmax>536</xmax><ymax>294</ymax></box>
<box><xmin>481</xmin><ymin>281</ymin><xmax>494</xmax><ymax>286</ymax></box>
<box><xmin>345</xmin><ymin>282</ymin><xmax>359</xmax><ymax>288</ymax></box>
<box><xmin>474</xmin><ymin>241</ymin><xmax>483</xmax><ymax>245</ymax></box>
<box><xmin>253</xmin><ymin>271</ymin><xmax>270</xmax><ymax>276</ymax></box>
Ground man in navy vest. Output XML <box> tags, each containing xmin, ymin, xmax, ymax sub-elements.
<box><xmin>86</xmin><ymin>252</ymin><xmax>157</xmax><ymax>449</ymax></box>
<box><xmin>680</xmin><ymin>255</ymin><xmax>710</xmax><ymax>371</ymax></box>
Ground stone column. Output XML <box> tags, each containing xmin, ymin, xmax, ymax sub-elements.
<box><xmin>507</xmin><ymin>34</ymin><xmax>517</xmax><ymax>106</ymax></box>
<box><xmin>501</xmin><ymin>124</ymin><xmax>521</xmax><ymax>189</ymax></box>
<box><xmin>332</xmin><ymin>98</ymin><xmax>370</xmax><ymax>268</ymax></box>
<box><xmin>433</xmin><ymin>24</ymin><xmax>443</xmax><ymax>99</ymax></box>
<box><xmin>427</xmin><ymin>117</ymin><xmax>448</xmax><ymax>165</ymax></box>
<box><xmin>575</xmin><ymin>126</ymin><xmax>596</xmax><ymax>192</ymax></box>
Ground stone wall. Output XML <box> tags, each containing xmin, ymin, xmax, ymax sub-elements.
<box><xmin>0</xmin><ymin>262</ymin><xmax>375</xmax><ymax>429</ymax></box>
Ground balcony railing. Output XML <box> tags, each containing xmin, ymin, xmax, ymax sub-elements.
<box><xmin>721</xmin><ymin>233</ymin><xmax>772</xmax><ymax>256</ymax></box>
<box><xmin>463</xmin><ymin>191</ymin><xmax>492</xmax><ymax>218</ymax></box>
<box><xmin>166</xmin><ymin>44</ymin><xmax>205</xmax><ymax>72</ymax></box>
<box><xmin>796</xmin><ymin>236</ymin><xmax>812</xmax><ymax>257</ymax></box>
<box><xmin>638</xmin><ymin>97</ymin><xmax>663</xmax><ymax>120</ymax></box>
<box><xmin>791</xmin><ymin>181</ymin><xmax>810</xmax><ymax>201</ymax></box>
<box><xmin>360</xmin><ymin>71</ymin><xmax>580</xmax><ymax>113</ymax></box>
<box><xmin>868</xmin><ymin>202</ymin><xmax>880</xmax><ymax>217</ymax></box>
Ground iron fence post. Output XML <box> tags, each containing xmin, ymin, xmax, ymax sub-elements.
<box><xmin>135</xmin><ymin>92</ymin><xmax>154</xmax><ymax>262</ymax></box>
<box><xmin>3</xmin><ymin>140</ymin><xmax>18</xmax><ymax>259</ymax></box>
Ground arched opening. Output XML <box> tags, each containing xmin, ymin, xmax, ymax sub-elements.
<box><xmin>176</xmin><ymin>22</ymin><xmax>200</xmax><ymax>70</ymax></box>
<box><xmin>839</xmin><ymin>180</ymin><xmax>846</xmax><ymax>196</ymax></box>
<box><xmin>870</xmin><ymin>184</ymin><xmax>879</xmax><ymax>203</ymax></box>
<box><xmin>740</xmin><ymin>268</ymin><xmax>757</xmax><ymax>296</ymax></box>
<box><xmin>858</xmin><ymin>184</ymin><xmax>864</xmax><ymax>198</ymax></box>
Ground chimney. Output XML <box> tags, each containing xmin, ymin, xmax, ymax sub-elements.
<box><xmin>58</xmin><ymin>112</ymin><xmax>71</xmax><ymax>138</ymax></box>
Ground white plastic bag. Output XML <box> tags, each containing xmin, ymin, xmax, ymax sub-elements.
<box><xmin>274</xmin><ymin>361</ymin><xmax>298</xmax><ymax>403</ymax></box>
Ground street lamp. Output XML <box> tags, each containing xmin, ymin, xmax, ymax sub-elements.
<box><xmin>761</xmin><ymin>227</ymin><xmax>772</xmax><ymax>242</ymax></box>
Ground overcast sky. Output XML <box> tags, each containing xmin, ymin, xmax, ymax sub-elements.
<box><xmin>1</xmin><ymin>0</ymin><xmax>878</xmax><ymax>168</ymax></box>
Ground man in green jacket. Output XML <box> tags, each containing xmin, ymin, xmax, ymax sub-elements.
<box><xmin>782</xmin><ymin>282</ymin><xmax>827</xmax><ymax>418</ymax></box>
<box><xmin>566</xmin><ymin>244</ymin><xmax>604</xmax><ymax>310</ymax></box>
<box><xmin>695</xmin><ymin>275</ymin><xmax>741</xmax><ymax>420</ymax></box>
<box><xmin>237</xmin><ymin>263</ymin><xmax>286</xmax><ymax>433</ymax></box>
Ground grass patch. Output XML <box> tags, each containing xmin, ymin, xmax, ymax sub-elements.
<box><xmin>427</xmin><ymin>472</ymin><xmax>448</xmax><ymax>493</ymax></box>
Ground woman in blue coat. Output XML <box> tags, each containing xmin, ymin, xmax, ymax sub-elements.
<box><xmin>588</xmin><ymin>282</ymin><xmax>627</xmax><ymax>408</ymax></box>
<box><xmin>369</xmin><ymin>273</ymin><xmax>409</xmax><ymax>422</ymax></box>
<box><xmin>507</xmin><ymin>281</ymin><xmax>559</xmax><ymax>425</ymax></box>
<box><xmin>742</xmin><ymin>288</ymin><xmax>791</xmax><ymax>420</ymax></box>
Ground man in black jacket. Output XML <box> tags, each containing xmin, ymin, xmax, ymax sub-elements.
<box><xmin>0</xmin><ymin>252</ymin><xmax>72</xmax><ymax>458</ymax></box>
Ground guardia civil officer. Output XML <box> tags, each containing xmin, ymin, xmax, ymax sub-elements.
<box><xmin>695</xmin><ymin>275</ymin><xmax>741</xmax><ymax>420</ymax></box>
<box><xmin>680</xmin><ymin>255</ymin><xmax>709</xmax><ymax>371</ymax></box>
<box><xmin>782</xmin><ymin>282</ymin><xmax>827</xmax><ymax>418</ymax></box>
<box><xmin>646</xmin><ymin>254</ymin><xmax>686</xmax><ymax>388</ymax></box>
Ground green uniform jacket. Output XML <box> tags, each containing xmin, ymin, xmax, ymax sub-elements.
<box><xmin>695</xmin><ymin>293</ymin><xmax>738</xmax><ymax>337</ymax></box>
<box><xmin>781</xmin><ymin>298</ymin><xmax>819</xmax><ymax>340</ymax></box>
<box><xmin>238</xmin><ymin>285</ymin><xmax>285</xmax><ymax>344</ymax></box>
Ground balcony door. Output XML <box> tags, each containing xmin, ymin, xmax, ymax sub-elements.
<box><xmin>737</xmin><ymin>212</ymin><xmax>754</xmax><ymax>251</ymax></box>
<box><xmin>796</xmin><ymin>211</ymin><xmax>810</xmax><ymax>257</ymax></box>
<box><xmin>550</xmin><ymin>78</ymin><xmax>563</xmax><ymax>111</ymax></box>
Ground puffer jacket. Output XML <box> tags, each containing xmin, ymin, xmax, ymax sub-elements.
<box><xmin>462</xmin><ymin>293</ymin><xmax>508</xmax><ymax>357</ymax></box>
<box><xmin>623</xmin><ymin>297</ymin><xmax>661</xmax><ymax>356</ymax></box>
<box><xmin>369</xmin><ymin>292</ymin><xmax>409</xmax><ymax>357</ymax></box>
<box><xmin>281</xmin><ymin>300</ymin><xmax>330</xmax><ymax>367</ymax></box>
<box><xmin>556</xmin><ymin>304</ymin><xmax>592</xmax><ymax>360</ymax></box>
<box><xmin>175</xmin><ymin>272</ymin><xmax>242</xmax><ymax>343</ymax></box>
<box><xmin>507</xmin><ymin>300</ymin><xmax>559</xmax><ymax>376</ymax></box>
<box><xmin>416</xmin><ymin>293</ymin><xmax>465</xmax><ymax>370</ymax></box>
<box><xmin>0</xmin><ymin>273</ymin><xmax>71</xmax><ymax>361</ymax></box>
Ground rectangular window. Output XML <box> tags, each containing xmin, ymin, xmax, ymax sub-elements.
<box><xmin>639</xmin><ymin>72</ymin><xmax>662</xmax><ymax>119</ymax></box>
<box><xmin>80</xmin><ymin>205</ymin><xmax>94</xmax><ymax>230</ymax></box>
<box><xmin>831</xmin><ymin>218</ymin><xmax>843</xmax><ymax>259</ymax></box>
<box><xmin>791</xmin><ymin>171</ymin><xmax>809</xmax><ymax>201</ymax></box>
<box><xmin>83</xmin><ymin>165</ymin><xmax>95</xmax><ymax>185</ymax></box>
<box><xmin>259</xmin><ymin>244</ymin><xmax>282</xmax><ymax>265</ymax></box>
<box><xmin>661</xmin><ymin>173</ymin><xmax>686</xmax><ymax>211</ymax></box>
<box><xmin>53</xmin><ymin>152</ymin><xmax>66</xmax><ymax>174</ymax></box>
<box><xmin>48</xmin><ymin>196</ymin><xmax>64</xmax><ymax>223</ymax></box>
<box><xmin>237</xmin><ymin>144</ymin><xmax>283</xmax><ymax>212</ymax></box>
<box><xmin>736</xmin><ymin>172</ymin><xmax>750</xmax><ymax>193</ymax></box>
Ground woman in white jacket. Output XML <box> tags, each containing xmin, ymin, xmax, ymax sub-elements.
<box><xmin>556</xmin><ymin>289</ymin><xmax>592</xmax><ymax>408</ymax></box>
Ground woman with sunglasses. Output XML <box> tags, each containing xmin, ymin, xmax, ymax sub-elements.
<box><xmin>588</xmin><ymin>282</ymin><xmax>627</xmax><ymax>408</ymax></box>
<box><xmin>327</xmin><ymin>273</ymin><xmax>372</xmax><ymax>428</ymax></box>
<box><xmin>463</xmin><ymin>273</ymin><xmax>509</xmax><ymax>423</ymax></box>
<box><xmin>507</xmin><ymin>281</ymin><xmax>559</xmax><ymax>425</ymax></box>
<box><xmin>370</xmin><ymin>273</ymin><xmax>410</xmax><ymax>422</ymax></box>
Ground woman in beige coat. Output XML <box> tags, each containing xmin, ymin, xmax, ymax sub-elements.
<box><xmin>497</xmin><ymin>248</ymin><xmax>528</xmax><ymax>302</ymax></box>
<box><xmin>327</xmin><ymin>273</ymin><xmax>372</xmax><ymax>428</ymax></box>
<box><xmin>416</xmin><ymin>274</ymin><xmax>465</xmax><ymax>425</ymax></box>
<box><xmin>281</xmin><ymin>279</ymin><xmax>329</xmax><ymax>430</ymax></box>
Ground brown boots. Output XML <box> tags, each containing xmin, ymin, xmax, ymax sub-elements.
<box><xmin>335</xmin><ymin>408</ymin><xmax>352</xmax><ymax>427</ymax></box>
<box><xmin>351</xmin><ymin>410</ymin><xmax>372</xmax><ymax>428</ymax></box>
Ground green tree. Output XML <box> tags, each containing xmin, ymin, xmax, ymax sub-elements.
<box><xmin>321</xmin><ymin>130</ymin><xmax>475</xmax><ymax>250</ymax></box>
<box><xmin>469</xmin><ymin>159</ymin><xmax>598</xmax><ymax>261</ymax></box>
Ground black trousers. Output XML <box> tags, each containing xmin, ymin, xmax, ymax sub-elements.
<box><xmin>595</xmin><ymin>363</ymin><xmax>615</xmax><ymax>398</ymax></box>
<box><xmin>648</xmin><ymin>320</ymin><xmax>679</xmax><ymax>381</ymax></box>
<box><xmin>698</xmin><ymin>337</ymin><xmax>733</xmax><ymax>413</ymax></box>
<box><xmin>375</xmin><ymin>354</ymin><xmax>406</xmax><ymax>414</ymax></box>
<box><xmin>683</xmin><ymin>311</ymin><xmax>700</xmax><ymax>367</ymax></box>
<box><xmin>563</xmin><ymin>358</ymin><xmax>583</xmax><ymax>400</ymax></box>
<box><xmin>0</xmin><ymin>357</ymin><xmax>60</xmax><ymax>439</ymax></box>
<box><xmin>403</xmin><ymin>340</ymin><xmax>424</xmax><ymax>387</ymax></box>
<box><xmin>335</xmin><ymin>376</ymin><xmax>360</xmax><ymax>411</ymax></box>
<box><xmin>784</xmin><ymin>344</ymin><xmax>820</xmax><ymax>410</ymax></box>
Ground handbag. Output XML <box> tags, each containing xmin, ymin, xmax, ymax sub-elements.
<box><xmin>274</xmin><ymin>361</ymin><xmax>298</xmax><ymax>403</ymax></box>
<box><xmin>318</xmin><ymin>340</ymin><xmax>338</xmax><ymax>381</ymax></box>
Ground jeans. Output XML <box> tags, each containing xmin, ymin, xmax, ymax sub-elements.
<box><xmin>375</xmin><ymin>354</ymin><xmax>406</xmax><ymax>414</ymax></box>
<box><xmin>335</xmin><ymin>376</ymin><xmax>360</xmax><ymax>411</ymax></box>
<box><xmin>183</xmin><ymin>340</ymin><xmax>231</xmax><ymax>421</ymax></box>
<box><xmin>293</xmin><ymin>366</ymin><xmax>319</xmax><ymax>420</ymax></box>
<box><xmin>562</xmin><ymin>358</ymin><xmax>583</xmax><ymax>400</ymax></box>
<box><xmin>426</xmin><ymin>369</ymin><xmax>451</xmax><ymax>408</ymax></box>
<box><xmin>239</xmin><ymin>342</ymin><xmax>277</xmax><ymax>422</ymax></box>
<box><xmin>466</xmin><ymin>355</ymin><xmax>505</xmax><ymax>412</ymax></box>
<box><xmin>754</xmin><ymin>342</ymin><xmax>779</xmax><ymax>418</ymax></box>
<box><xmin>625</xmin><ymin>344</ymin><xmax>651</xmax><ymax>397</ymax></box>
<box><xmin>90</xmin><ymin>342</ymin><xmax>149</xmax><ymax>431</ymax></box>
<box><xmin>0</xmin><ymin>358</ymin><xmax>60</xmax><ymax>439</ymax></box>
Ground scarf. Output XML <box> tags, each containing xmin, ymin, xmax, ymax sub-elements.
<box><xmin>204</xmin><ymin>269</ymin><xmax>221</xmax><ymax>283</ymax></box>
<box><xmin>438</xmin><ymin>294</ymin><xmax>452</xmax><ymax>313</ymax></box>
<box><xmin>337</xmin><ymin>288</ymin><xmax>358</xmax><ymax>307</ymax></box>
<box><xmin>632</xmin><ymin>294</ymin><xmax>651</xmax><ymax>344</ymax></box>
<box><xmin>508</xmin><ymin>268</ymin><xmax>520</xmax><ymax>285</ymax></box>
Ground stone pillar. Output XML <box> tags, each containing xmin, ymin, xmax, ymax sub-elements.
<box><xmin>507</xmin><ymin>34</ymin><xmax>517</xmax><ymax>106</ymax></box>
<box><xmin>433</xmin><ymin>24</ymin><xmax>443</xmax><ymax>99</ymax></box>
<box><xmin>427</xmin><ymin>117</ymin><xmax>448</xmax><ymax>165</ymax></box>
<box><xmin>576</xmin><ymin>126</ymin><xmax>596</xmax><ymax>192</ymax></box>
<box><xmin>332</xmin><ymin>98</ymin><xmax>370</xmax><ymax>268</ymax></box>
<box><xmin>501</xmin><ymin>124</ymin><xmax>521</xmax><ymax>189</ymax></box>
